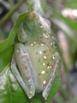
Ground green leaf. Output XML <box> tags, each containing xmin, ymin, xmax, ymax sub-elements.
<box><xmin>0</xmin><ymin>46</ymin><xmax>13</xmax><ymax>72</ymax></box>
<box><xmin>59</xmin><ymin>15</ymin><xmax>77</xmax><ymax>31</ymax></box>
<box><xmin>0</xmin><ymin>70</ymin><xmax>29</xmax><ymax>103</ymax></box>
<box><xmin>65</xmin><ymin>0</ymin><xmax>77</xmax><ymax>8</ymax></box>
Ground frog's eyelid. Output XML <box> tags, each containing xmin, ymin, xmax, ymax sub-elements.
<box><xmin>11</xmin><ymin>56</ymin><xmax>35</xmax><ymax>99</ymax></box>
<box><xmin>42</xmin><ymin>57</ymin><xmax>60</xmax><ymax>100</ymax></box>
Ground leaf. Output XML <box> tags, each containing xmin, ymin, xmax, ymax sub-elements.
<box><xmin>0</xmin><ymin>70</ymin><xmax>29</xmax><ymax>103</ymax></box>
<box><xmin>0</xmin><ymin>46</ymin><xmax>13</xmax><ymax>72</ymax></box>
<box><xmin>65</xmin><ymin>0</ymin><xmax>77</xmax><ymax>8</ymax></box>
<box><xmin>59</xmin><ymin>15</ymin><xmax>77</xmax><ymax>31</ymax></box>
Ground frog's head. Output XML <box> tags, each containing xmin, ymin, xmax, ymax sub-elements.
<box><xmin>18</xmin><ymin>12</ymin><xmax>51</xmax><ymax>43</ymax></box>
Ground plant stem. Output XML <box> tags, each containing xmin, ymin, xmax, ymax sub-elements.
<box><xmin>8</xmin><ymin>0</ymin><xmax>14</xmax><ymax>6</ymax></box>
<box><xmin>0</xmin><ymin>0</ymin><xmax>26</xmax><ymax>27</ymax></box>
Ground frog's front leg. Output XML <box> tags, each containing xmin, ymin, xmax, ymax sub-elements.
<box><xmin>11</xmin><ymin>56</ymin><xmax>30</xmax><ymax>96</ymax></box>
<box><xmin>11</xmin><ymin>43</ymin><xmax>35</xmax><ymax>99</ymax></box>
<box><xmin>42</xmin><ymin>56</ymin><xmax>60</xmax><ymax>100</ymax></box>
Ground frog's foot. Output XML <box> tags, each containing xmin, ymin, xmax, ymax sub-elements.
<box><xmin>11</xmin><ymin>56</ymin><xmax>35</xmax><ymax>99</ymax></box>
<box><xmin>42</xmin><ymin>54</ymin><xmax>60</xmax><ymax>100</ymax></box>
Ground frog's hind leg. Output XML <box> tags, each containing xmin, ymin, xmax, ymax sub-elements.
<box><xmin>11</xmin><ymin>56</ymin><xmax>35</xmax><ymax>99</ymax></box>
<box><xmin>42</xmin><ymin>57</ymin><xmax>60</xmax><ymax>100</ymax></box>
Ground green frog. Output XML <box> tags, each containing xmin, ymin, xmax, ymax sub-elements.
<box><xmin>11</xmin><ymin>12</ymin><xmax>60</xmax><ymax>100</ymax></box>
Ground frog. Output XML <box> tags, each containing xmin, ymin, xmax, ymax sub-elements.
<box><xmin>11</xmin><ymin>11</ymin><xmax>60</xmax><ymax>100</ymax></box>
